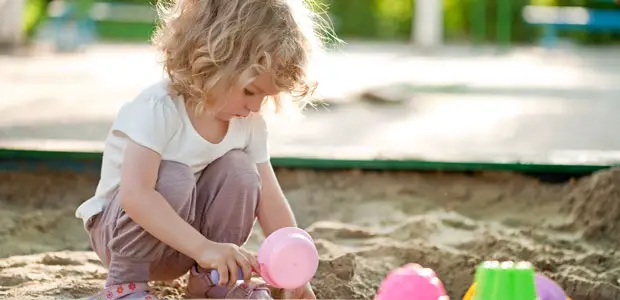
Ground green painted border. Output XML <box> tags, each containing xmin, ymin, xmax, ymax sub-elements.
<box><xmin>0</xmin><ymin>148</ymin><xmax>615</xmax><ymax>174</ymax></box>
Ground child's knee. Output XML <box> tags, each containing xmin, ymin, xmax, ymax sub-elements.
<box><xmin>198</xmin><ymin>151</ymin><xmax>261</xmax><ymax>232</ymax></box>
<box><xmin>217</xmin><ymin>150</ymin><xmax>261</xmax><ymax>199</ymax></box>
<box><xmin>156</xmin><ymin>161</ymin><xmax>196</xmax><ymax>218</ymax></box>
<box><xmin>216</xmin><ymin>149</ymin><xmax>259</xmax><ymax>174</ymax></box>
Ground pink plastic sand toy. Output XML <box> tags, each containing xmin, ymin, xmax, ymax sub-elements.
<box><xmin>210</xmin><ymin>227</ymin><xmax>319</xmax><ymax>289</ymax></box>
<box><xmin>257</xmin><ymin>227</ymin><xmax>319</xmax><ymax>289</ymax></box>
<box><xmin>375</xmin><ymin>263</ymin><xmax>449</xmax><ymax>300</ymax></box>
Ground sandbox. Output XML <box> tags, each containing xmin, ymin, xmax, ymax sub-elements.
<box><xmin>1</xmin><ymin>167</ymin><xmax>619</xmax><ymax>299</ymax></box>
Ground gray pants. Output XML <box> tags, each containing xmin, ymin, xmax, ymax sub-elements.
<box><xmin>86</xmin><ymin>150</ymin><xmax>261</xmax><ymax>284</ymax></box>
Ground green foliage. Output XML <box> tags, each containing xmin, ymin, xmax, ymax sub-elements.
<box><xmin>450</xmin><ymin>0</ymin><xmax>536</xmax><ymax>43</ymax></box>
<box><xmin>319</xmin><ymin>0</ymin><xmax>538</xmax><ymax>43</ymax></box>
<box><xmin>23</xmin><ymin>0</ymin><xmax>49</xmax><ymax>37</ymax></box>
<box><xmin>374</xmin><ymin>0</ymin><xmax>413</xmax><ymax>39</ymax></box>
<box><xmin>321</xmin><ymin>0</ymin><xmax>620</xmax><ymax>44</ymax></box>
<box><xmin>322</xmin><ymin>0</ymin><xmax>377</xmax><ymax>39</ymax></box>
<box><xmin>23</xmin><ymin>0</ymin><xmax>620</xmax><ymax>44</ymax></box>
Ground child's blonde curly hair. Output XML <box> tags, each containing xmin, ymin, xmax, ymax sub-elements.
<box><xmin>152</xmin><ymin>0</ymin><xmax>333</xmax><ymax>115</ymax></box>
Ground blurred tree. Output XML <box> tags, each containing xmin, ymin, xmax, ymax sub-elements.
<box><xmin>375</xmin><ymin>0</ymin><xmax>412</xmax><ymax>39</ymax></box>
<box><xmin>23</xmin><ymin>0</ymin><xmax>50</xmax><ymax>38</ymax></box>
<box><xmin>23</xmin><ymin>0</ymin><xmax>620</xmax><ymax>45</ymax></box>
<box><xmin>321</xmin><ymin>0</ymin><xmax>620</xmax><ymax>45</ymax></box>
<box><xmin>321</xmin><ymin>0</ymin><xmax>538</xmax><ymax>43</ymax></box>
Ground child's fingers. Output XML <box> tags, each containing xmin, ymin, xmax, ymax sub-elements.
<box><xmin>236</xmin><ymin>252</ymin><xmax>253</xmax><ymax>284</ymax></box>
<box><xmin>217</xmin><ymin>262</ymin><xmax>229</xmax><ymax>287</ymax></box>
<box><xmin>282</xmin><ymin>289</ymin><xmax>294</xmax><ymax>299</ymax></box>
<box><xmin>240</xmin><ymin>247</ymin><xmax>261</xmax><ymax>273</ymax></box>
<box><xmin>226</xmin><ymin>259</ymin><xmax>239</xmax><ymax>290</ymax></box>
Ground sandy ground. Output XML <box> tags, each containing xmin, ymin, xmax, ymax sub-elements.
<box><xmin>1</xmin><ymin>167</ymin><xmax>620</xmax><ymax>299</ymax></box>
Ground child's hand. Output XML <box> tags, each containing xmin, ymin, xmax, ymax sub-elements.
<box><xmin>284</xmin><ymin>282</ymin><xmax>316</xmax><ymax>299</ymax></box>
<box><xmin>197</xmin><ymin>242</ymin><xmax>260</xmax><ymax>290</ymax></box>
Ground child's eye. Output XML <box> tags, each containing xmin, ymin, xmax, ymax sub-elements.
<box><xmin>243</xmin><ymin>89</ymin><xmax>255</xmax><ymax>96</ymax></box>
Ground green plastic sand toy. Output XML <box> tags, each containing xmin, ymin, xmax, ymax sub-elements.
<box><xmin>470</xmin><ymin>261</ymin><xmax>537</xmax><ymax>300</ymax></box>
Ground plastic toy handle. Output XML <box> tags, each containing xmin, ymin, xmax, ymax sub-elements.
<box><xmin>209</xmin><ymin>267</ymin><xmax>245</xmax><ymax>285</ymax></box>
<box><xmin>463</xmin><ymin>283</ymin><xmax>476</xmax><ymax>300</ymax></box>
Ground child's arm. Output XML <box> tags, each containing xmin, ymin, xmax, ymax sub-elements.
<box><xmin>120</xmin><ymin>139</ymin><xmax>259</xmax><ymax>288</ymax></box>
<box><xmin>256</xmin><ymin>161</ymin><xmax>317</xmax><ymax>298</ymax></box>
<box><xmin>120</xmin><ymin>139</ymin><xmax>214</xmax><ymax>261</ymax></box>
<box><xmin>255</xmin><ymin>161</ymin><xmax>298</xmax><ymax>236</ymax></box>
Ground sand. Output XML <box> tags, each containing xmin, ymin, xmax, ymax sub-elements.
<box><xmin>1</xmin><ymin>167</ymin><xmax>620</xmax><ymax>299</ymax></box>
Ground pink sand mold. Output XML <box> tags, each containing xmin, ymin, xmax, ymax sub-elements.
<box><xmin>257</xmin><ymin>227</ymin><xmax>319</xmax><ymax>289</ymax></box>
<box><xmin>210</xmin><ymin>227</ymin><xmax>319</xmax><ymax>289</ymax></box>
<box><xmin>375</xmin><ymin>263</ymin><xmax>449</xmax><ymax>300</ymax></box>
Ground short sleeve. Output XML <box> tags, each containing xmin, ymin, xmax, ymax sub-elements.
<box><xmin>245</xmin><ymin>114</ymin><xmax>270</xmax><ymax>164</ymax></box>
<box><xmin>111</xmin><ymin>95</ymin><xmax>181</xmax><ymax>154</ymax></box>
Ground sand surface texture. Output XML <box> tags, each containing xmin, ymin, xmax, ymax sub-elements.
<box><xmin>1</xmin><ymin>168</ymin><xmax>619</xmax><ymax>299</ymax></box>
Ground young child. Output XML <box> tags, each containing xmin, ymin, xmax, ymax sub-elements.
<box><xmin>74</xmin><ymin>0</ymin><xmax>330</xmax><ymax>298</ymax></box>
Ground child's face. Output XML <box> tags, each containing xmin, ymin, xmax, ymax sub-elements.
<box><xmin>213</xmin><ymin>73</ymin><xmax>279</xmax><ymax>121</ymax></box>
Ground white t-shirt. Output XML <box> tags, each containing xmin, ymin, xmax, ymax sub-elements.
<box><xmin>74</xmin><ymin>80</ymin><xmax>270</xmax><ymax>225</ymax></box>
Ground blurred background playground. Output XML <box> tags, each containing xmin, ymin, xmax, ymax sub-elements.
<box><xmin>2</xmin><ymin>0</ymin><xmax>620</xmax><ymax>299</ymax></box>
<box><xmin>8</xmin><ymin>0</ymin><xmax>620</xmax><ymax>46</ymax></box>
